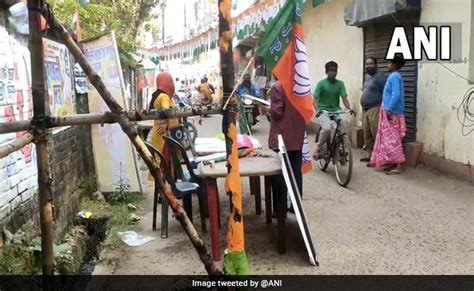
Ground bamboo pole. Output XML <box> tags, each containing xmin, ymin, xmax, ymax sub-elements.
<box><xmin>28</xmin><ymin>0</ymin><xmax>54</xmax><ymax>275</ymax></box>
<box><xmin>41</xmin><ymin>4</ymin><xmax>222</xmax><ymax>275</ymax></box>
<box><xmin>0</xmin><ymin>121</ymin><xmax>31</xmax><ymax>135</ymax></box>
<box><xmin>219</xmin><ymin>0</ymin><xmax>250</xmax><ymax>274</ymax></box>
<box><xmin>0</xmin><ymin>132</ymin><xmax>34</xmax><ymax>160</ymax></box>
<box><xmin>0</xmin><ymin>107</ymin><xmax>221</xmax><ymax>135</ymax></box>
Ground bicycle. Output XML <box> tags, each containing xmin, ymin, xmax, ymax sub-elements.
<box><xmin>315</xmin><ymin>111</ymin><xmax>353</xmax><ymax>187</ymax></box>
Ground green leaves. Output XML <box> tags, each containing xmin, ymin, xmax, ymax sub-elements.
<box><xmin>52</xmin><ymin>0</ymin><xmax>161</xmax><ymax>68</ymax></box>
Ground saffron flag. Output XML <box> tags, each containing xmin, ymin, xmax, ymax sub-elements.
<box><xmin>257</xmin><ymin>0</ymin><xmax>314</xmax><ymax>124</ymax></box>
<box><xmin>257</xmin><ymin>0</ymin><xmax>315</xmax><ymax>173</ymax></box>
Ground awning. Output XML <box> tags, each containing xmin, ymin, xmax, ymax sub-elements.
<box><xmin>344</xmin><ymin>0</ymin><xmax>421</xmax><ymax>27</ymax></box>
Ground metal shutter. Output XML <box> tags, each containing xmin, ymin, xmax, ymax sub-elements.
<box><xmin>363</xmin><ymin>14</ymin><xmax>419</xmax><ymax>142</ymax></box>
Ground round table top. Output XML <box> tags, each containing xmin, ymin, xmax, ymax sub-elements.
<box><xmin>197</xmin><ymin>153</ymin><xmax>282</xmax><ymax>178</ymax></box>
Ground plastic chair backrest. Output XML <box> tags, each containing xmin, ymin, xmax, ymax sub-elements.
<box><xmin>168</xmin><ymin>125</ymin><xmax>197</xmax><ymax>157</ymax></box>
<box><xmin>163</xmin><ymin>137</ymin><xmax>185</xmax><ymax>182</ymax></box>
<box><xmin>164</xmin><ymin>136</ymin><xmax>199</xmax><ymax>182</ymax></box>
<box><xmin>145</xmin><ymin>142</ymin><xmax>178</xmax><ymax>193</ymax></box>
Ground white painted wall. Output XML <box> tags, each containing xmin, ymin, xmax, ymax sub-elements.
<box><xmin>417</xmin><ymin>0</ymin><xmax>474</xmax><ymax>164</ymax></box>
<box><xmin>302</xmin><ymin>0</ymin><xmax>364</xmax><ymax>125</ymax></box>
<box><xmin>0</xmin><ymin>26</ymin><xmax>38</xmax><ymax>223</ymax></box>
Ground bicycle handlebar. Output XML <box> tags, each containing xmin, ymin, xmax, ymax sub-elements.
<box><xmin>315</xmin><ymin>109</ymin><xmax>355</xmax><ymax>119</ymax></box>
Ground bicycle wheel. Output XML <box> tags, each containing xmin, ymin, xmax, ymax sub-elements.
<box><xmin>317</xmin><ymin>156</ymin><xmax>329</xmax><ymax>171</ymax></box>
<box><xmin>334</xmin><ymin>135</ymin><xmax>353</xmax><ymax>187</ymax></box>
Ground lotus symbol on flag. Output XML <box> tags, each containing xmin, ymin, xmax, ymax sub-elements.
<box><xmin>293</xmin><ymin>36</ymin><xmax>311</xmax><ymax>96</ymax></box>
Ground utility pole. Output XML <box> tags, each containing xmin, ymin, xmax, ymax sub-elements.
<box><xmin>27</xmin><ymin>0</ymin><xmax>54</xmax><ymax>275</ymax></box>
<box><xmin>184</xmin><ymin>2</ymin><xmax>187</xmax><ymax>40</ymax></box>
<box><xmin>161</xmin><ymin>0</ymin><xmax>166</xmax><ymax>47</ymax></box>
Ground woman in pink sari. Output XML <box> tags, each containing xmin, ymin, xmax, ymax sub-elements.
<box><xmin>370</xmin><ymin>56</ymin><xmax>407</xmax><ymax>175</ymax></box>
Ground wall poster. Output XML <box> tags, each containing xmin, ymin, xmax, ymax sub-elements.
<box><xmin>82</xmin><ymin>32</ymin><xmax>142</xmax><ymax>193</ymax></box>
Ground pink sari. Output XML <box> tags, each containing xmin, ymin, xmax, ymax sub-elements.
<box><xmin>370</xmin><ymin>105</ymin><xmax>407</xmax><ymax>167</ymax></box>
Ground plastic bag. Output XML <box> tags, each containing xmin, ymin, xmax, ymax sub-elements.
<box><xmin>117</xmin><ymin>231</ymin><xmax>155</xmax><ymax>247</ymax></box>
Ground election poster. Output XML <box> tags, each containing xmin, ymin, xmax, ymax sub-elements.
<box><xmin>82</xmin><ymin>32</ymin><xmax>142</xmax><ymax>193</ymax></box>
<box><xmin>43</xmin><ymin>38</ymin><xmax>75</xmax><ymax>117</ymax></box>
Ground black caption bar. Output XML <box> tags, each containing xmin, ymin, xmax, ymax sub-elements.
<box><xmin>0</xmin><ymin>275</ymin><xmax>472</xmax><ymax>291</ymax></box>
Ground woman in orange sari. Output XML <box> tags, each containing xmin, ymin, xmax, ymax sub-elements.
<box><xmin>148</xmin><ymin>72</ymin><xmax>180</xmax><ymax>181</ymax></box>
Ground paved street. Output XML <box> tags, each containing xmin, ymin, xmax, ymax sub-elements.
<box><xmin>94</xmin><ymin>115</ymin><xmax>474</xmax><ymax>275</ymax></box>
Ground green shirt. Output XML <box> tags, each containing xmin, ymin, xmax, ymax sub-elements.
<box><xmin>313</xmin><ymin>79</ymin><xmax>348</xmax><ymax>112</ymax></box>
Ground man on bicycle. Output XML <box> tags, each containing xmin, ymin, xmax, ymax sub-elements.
<box><xmin>313</xmin><ymin>61</ymin><xmax>354</xmax><ymax>160</ymax></box>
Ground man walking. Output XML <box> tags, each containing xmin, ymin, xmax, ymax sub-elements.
<box><xmin>360</xmin><ymin>57</ymin><xmax>387</xmax><ymax>163</ymax></box>
<box><xmin>198</xmin><ymin>77</ymin><xmax>214</xmax><ymax>105</ymax></box>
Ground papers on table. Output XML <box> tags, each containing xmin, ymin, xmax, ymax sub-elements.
<box><xmin>195</xmin><ymin>136</ymin><xmax>262</xmax><ymax>156</ymax></box>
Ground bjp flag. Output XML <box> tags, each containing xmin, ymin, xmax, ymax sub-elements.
<box><xmin>257</xmin><ymin>0</ymin><xmax>315</xmax><ymax>174</ymax></box>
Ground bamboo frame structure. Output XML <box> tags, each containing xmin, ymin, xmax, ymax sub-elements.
<box><xmin>0</xmin><ymin>107</ymin><xmax>221</xmax><ymax>135</ymax></box>
<box><xmin>28</xmin><ymin>0</ymin><xmax>55</xmax><ymax>275</ymax></box>
<box><xmin>0</xmin><ymin>132</ymin><xmax>34</xmax><ymax>160</ymax></box>
<box><xmin>0</xmin><ymin>1</ymin><xmax>223</xmax><ymax>275</ymax></box>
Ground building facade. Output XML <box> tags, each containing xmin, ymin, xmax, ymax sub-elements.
<box><xmin>302</xmin><ymin>0</ymin><xmax>473</xmax><ymax>181</ymax></box>
<box><xmin>0</xmin><ymin>11</ymin><xmax>96</xmax><ymax>238</ymax></box>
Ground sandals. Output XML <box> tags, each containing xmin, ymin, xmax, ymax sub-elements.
<box><xmin>383</xmin><ymin>164</ymin><xmax>397</xmax><ymax>171</ymax></box>
<box><xmin>386</xmin><ymin>169</ymin><xmax>402</xmax><ymax>175</ymax></box>
<box><xmin>360</xmin><ymin>157</ymin><xmax>370</xmax><ymax>162</ymax></box>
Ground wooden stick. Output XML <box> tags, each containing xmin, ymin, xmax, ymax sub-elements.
<box><xmin>28</xmin><ymin>0</ymin><xmax>54</xmax><ymax>275</ymax></box>
<box><xmin>41</xmin><ymin>4</ymin><xmax>222</xmax><ymax>276</ymax></box>
<box><xmin>0</xmin><ymin>132</ymin><xmax>34</xmax><ymax>160</ymax></box>
<box><xmin>222</xmin><ymin>56</ymin><xmax>255</xmax><ymax>110</ymax></box>
<box><xmin>0</xmin><ymin>107</ymin><xmax>221</xmax><ymax>135</ymax></box>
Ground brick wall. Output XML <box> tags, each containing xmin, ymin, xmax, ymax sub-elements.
<box><xmin>0</xmin><ymin>24</ymin><xmax>40</xmax><ymax>232</ymax></box>
<box><xmin>0</xmin><ymin>23</ymin><xmax>95</xmax><ymax>240</ymax></box>
<box><xmin>48</xmin><ymin>123</ymin><xmax>95</xmax><ymax>240</ymax></box>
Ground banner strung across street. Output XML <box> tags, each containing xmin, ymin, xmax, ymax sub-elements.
<box><xmin>83</xmin><ymin>32</ymin><xmax>142</xmax><ymax>193</ymax></box>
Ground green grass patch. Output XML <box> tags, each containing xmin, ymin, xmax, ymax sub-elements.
<box><xmin>80</xmin><ymin>191</ymin><xmax>145</xmax><ymax>252</ymax></box>
<box><xmin>0</xmin><ymin>243</ymin><xmax>41</xmax><ymax>275</ymax></box>
<box><xmin>0</xmin><ymin>175</ymin><xmax>145</xmax><ymax>275</ymax></box>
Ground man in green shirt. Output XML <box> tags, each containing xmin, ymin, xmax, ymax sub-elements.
<box><xmin>313</xmin><ymin>61</ymin><xmax>354</xmax><ymax>160</ymax></box>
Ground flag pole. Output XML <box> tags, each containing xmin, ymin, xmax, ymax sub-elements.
<box><xmin>218</xmin><ymin>0</ymin><xmax>250</xmax><ymax>275</ymax></box>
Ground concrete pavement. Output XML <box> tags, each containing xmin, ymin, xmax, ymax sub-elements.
<box><xmin>94</xmin><ymin>115</ymin><xmax>474</xmax><ymax>275</ymax></box>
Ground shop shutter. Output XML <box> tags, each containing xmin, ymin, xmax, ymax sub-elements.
<box><xmin>363</xmin><ymin>14</ymin><xmax>419</xmax><ymax>142</ymax></box>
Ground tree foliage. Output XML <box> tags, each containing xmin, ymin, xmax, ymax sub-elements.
<box><xmin>50</xmin><ymin>0</ymin><xmax>161</xmax><ymax>68</ymax></box>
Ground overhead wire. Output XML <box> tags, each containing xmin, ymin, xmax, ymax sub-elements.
<box><xmin>457</xmin><ymin>87</ymin><xmax>474</xmax><ymax>136</ymax></box>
